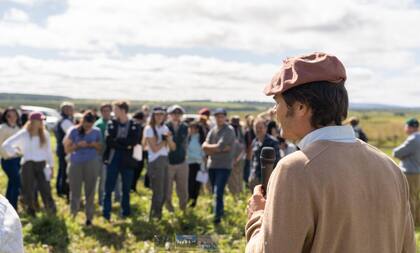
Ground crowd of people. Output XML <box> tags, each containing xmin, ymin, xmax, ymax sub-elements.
<box><xmin>0</xmin><ymin>52</ymin><xmax>419</xmax><ymax>253</ymax></box>
<box><xmin>0</xmin><ymin>100</ymin><xmax>304</xmax><ymax>226</ymax></box>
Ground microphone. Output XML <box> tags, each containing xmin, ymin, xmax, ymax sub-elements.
<box><xmin>260</xmin><ymin>147</ymin><xmax>276</xmax><ymax>196</ymax></box>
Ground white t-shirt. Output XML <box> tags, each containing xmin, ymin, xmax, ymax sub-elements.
<box><xmin>144</xmin><ymin>125</ymin><xmax>170</xmax><ymax>162</ymax></box>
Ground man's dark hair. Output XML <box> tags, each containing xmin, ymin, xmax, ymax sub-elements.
<box><xmin>112</xmin><ymin>100</ymin><xmax>129</xmax><ymax>113</ymax></box>
<box><xmin>282</xmin><ymin>81</ymin><xmax>348</xmax><ymax>128</ymax></box>
<box><xmin>100</xmin><ymin>103</ymin><xmax>112</xmax><ymax>112</ymax></box>
<box><xmin>133</xmin><ymin>110</ymin><xmax>145</xmax><ymax>121</ymax></box>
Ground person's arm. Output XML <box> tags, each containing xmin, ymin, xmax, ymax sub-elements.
<box><xmin>145</xmin><ymin>126</ymin><xmax>168</xmax><ymax>153</ymax></box>
<box><xmin>88</xmin><ymin>131</ymin><xmax>102</xmax><ymax>152</ymax></box>
<box><xmin>393</xmin><ymin>136</ymin><xmax>415</xmax><ymax>159</ymax></box>
<box><xmin>203</xmin><ymin>128</ymin><xmax>235</xmax><ymax>154</ymax></box>
<box><xmin>166</xmin><ymin>133</ymin><xmax>176</xmax><ymax>151</ymax></box>
<box><xmin>246</xmin><ymin>160</ymin><xmax>314</xmax><ymax>253</ymax></box>
<box><xmin>147</xmin><ymin>137</ymin><xmax>167</xmax><ymax>153</ymax></box>
<box><xmin>63</xmin><ymin>134</ymin><xmax>76</xmax><ymax>154</ymax></box>
<box><xmin>202</xmin><ymin>129</ymin><xmax>217</xmax><ymax>155</ymax></box>
<box><xmin>1</xmin><ymin>130</ymin><xmax>24</xmax><ymax>157</ymax></box>
<box><xmin>61</xmin><ymin>119</ymin><xmax>73</xmax><ymax>134</ymax></box>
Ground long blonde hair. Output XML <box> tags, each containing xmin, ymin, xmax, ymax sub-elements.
<box><xmin>24</xmin><ymin>120</ymin><xmax>47</xmax><ymax>147</ymax></box>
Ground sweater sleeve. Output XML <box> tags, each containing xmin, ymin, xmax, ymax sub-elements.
<box><xmin>1</xmin><ymin>130</ymin><xmax>24</xmax><ymax>158</ymax></box>
<box><xmin>393</xmin><ymin>136</ymin><xmax>415</xmax><ymax>159</ymax></box>
<box><xmin>245</xmin><ymin>158</ymin><xmax>315</xmax><ymax>253</ymax></box>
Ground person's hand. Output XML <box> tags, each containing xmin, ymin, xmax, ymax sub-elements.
<box><xmin>247</xmin><ymin>185</ymin><xmax>266</xmax><ymax>219</ymax></box>
<box><xmin>77</xmin><ymin>141</ymin><xmax>88</xmax><ymax>148</ymax></box>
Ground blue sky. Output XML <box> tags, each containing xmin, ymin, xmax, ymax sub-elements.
<box><xmin>0</xmin><ymin>0</ymin><xmax>420</xmax><ymax>106</ymax></box>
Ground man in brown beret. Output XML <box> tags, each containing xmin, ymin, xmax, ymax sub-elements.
<box><xmin>245</xmin><ymin>52</ymin><xmax>415</xmax><ymax>252</ymax></box>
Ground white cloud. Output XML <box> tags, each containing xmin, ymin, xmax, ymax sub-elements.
<box><xmin>0</xmin><ymin>0</ymin><xmax>419</xmax><ymax>105</ymax></box>
<box><xmin>0</xmin><ymin>54</ymin><xmax>418</xmax><ymax>106</ymax></box>
<box><xmin>1</xmin><ymin>0</ymin><xmax>59</xmax><ymax>6</ymax></box>
<box><xmin>2</xmin><ymin>8</ymin><xmax>29</xmax><ymax>23</ymax></box>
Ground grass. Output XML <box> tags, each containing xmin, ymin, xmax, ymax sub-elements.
<box><xmin>1</xmin><ymin>110</ymin><xmax>420</xmax><ymax>252</ymax></box>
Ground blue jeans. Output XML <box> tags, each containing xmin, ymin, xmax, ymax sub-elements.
<box><xmin>56</xmin><ymin>153</ymin><xmax>69</xmax><ymax>197</ymax></box>
<box><xmin>1</xmin><ymin>157</ymin><xmax>21</xmax><ymax>209</ymax></box>
<box><xmin>102</xmin><ymin>151</ymin><xmax>134</xmax><ymax>219</ymax></box>
<box><xmin>209</xmin><ymin>168</ymin><xmax>231</xmax><ymax>221</ymax></box>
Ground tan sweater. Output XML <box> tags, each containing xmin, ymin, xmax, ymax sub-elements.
<box><xmin>246</xmin><ymin>140</ymin><xmax>415</xmax><ymax>253</ymax></box>
<box><xmin>0</xmin><ymin>123</ymin><xmax>20</xmax><ymax>159</ymax></box>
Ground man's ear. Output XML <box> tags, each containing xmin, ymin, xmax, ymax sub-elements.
<box><xmin>294</xmin><ymin>101</ymin><xmax>310</xmax><ymax>117</ymax></box>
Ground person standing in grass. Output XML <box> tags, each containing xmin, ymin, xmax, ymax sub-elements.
<box><xmin>202</xmin><ymin>108</ymin><xmax>235</xmax><ymax>224</ymax></box>
<box><xmin>0</xmin><ymin>107</ymin><xmax>22</xmax><ymax>210</ymax></box>
<box><xmin>246</xmin><ymin>52</ymin><xmax>415</xmax><ymax>252</ymax></box>
<box><xmin>131</xmin><ymin>110</ymin><xmax>145</xmax><ymax>193</ymax></box>
<box><xmin>247</xmin><ymin>117</ymin><xmax>280</xmax><ymax>191</ymax></box>
<box><xmin>145</xmin><ymin>107</ymin><xmax>175</xmax><ymax>220</ymax></box>
<box><xmin>94</xmin><ymin>103</ymin><xmax>121</xmax><ymax>205</ymax></box>
<box><xmin>64</xmin><ymin>111</ymin><xmax>102</xmax><ymax>226</ymax></box>
<box><xmin>165</xmin><ymin>105</ymin><xmax>189</xmax><ymax>212</ymax></box>
<box><xmin>227</xmin><ymin>116</ymin><xmax>245</xmax><ymax>196</ymax></box>
<box><xmin>102</xmin><ymin>101</ymin><xmax>141</xmax><ymax>221</ymax></box>
<box><xmin>55</xmin><ymin>102</ymin><xmax>75</xmax><ymax>200</ymax></box>
<box><xmin>243</xmin><ymin>115</ymin><xmax>255</xmax><ymax>187</ymax></box>
<box><xmin>187</xmin><ymin>121</ymin><xmax>206</xmax><ymax>208</ymax></box>
<box><xmin>2</xmin><ymin>112</ymin><xmax>56</xmax><ymax>217</ymax></box>
<box><xmin>393</xmin><ymin>118</ymin><xmax>420</xmax><ymax>227</ymax></box>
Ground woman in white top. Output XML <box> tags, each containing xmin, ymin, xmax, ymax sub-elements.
<box><xmin>0</xmin><ymin>108</ymin><xmax>21</xmax><ymax>209</ymax></box>
<box><xmin>2</xmin><ymin>112</ymin><xmax>56</xmax><ymax>216</ymax></box>
<box><xmin>145</xmin><ymin>106</ymin><xmax>175</xmax><ymax>220</ymax></box>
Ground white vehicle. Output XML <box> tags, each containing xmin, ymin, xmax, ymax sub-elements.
<box><xmin>20</xmin><ymin>105</ymin><xmax>61</xmax><ymax>131</ymax></box>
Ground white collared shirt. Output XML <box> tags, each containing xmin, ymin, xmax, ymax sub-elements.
<box><xmin>2</xmin><ymin>129</ymin><xmax>54</xmax><ymax>167</ymax></box>
<box><xmin>297</xmin><ymin>125</ymin><xmax>357</xmax><ymax>150</ymax></box>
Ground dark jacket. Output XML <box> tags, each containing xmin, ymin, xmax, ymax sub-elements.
<box><xmin>166</xmin><ymin>121</ymin><xmax>189</xmax><ymax>165</ymax></box>
<box><xmin>250</xmin><ymin>134</ymin><xmax>280</xmax><ymax>180</ymax></box>
<box><xmin>103</xmin><ymin>119</ymin><xmax>141</xmax><ymax>169</ymax></box>
<box><xmin>54</xmin><ymin>114</ymin><xmax>72</xmax><ymax>156</ymax></box>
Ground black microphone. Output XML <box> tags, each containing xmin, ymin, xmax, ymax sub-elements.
<box><xmin>260</xmin><ymin>147</ymin><xmax>276</xmax><ymax>196</ymax></box>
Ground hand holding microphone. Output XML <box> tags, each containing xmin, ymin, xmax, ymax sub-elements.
<box><xmin>247</xmin><ymin>147</ymin><xmax>276</xmax><ymax>219</ymax></box>
<box><xmin>260</xmin><ymin>147</ymin><xmax>276</xmax><ymax>196</ymax></box>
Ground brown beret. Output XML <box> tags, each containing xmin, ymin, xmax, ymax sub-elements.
<box><xmin>264</xmin><ymin>52</ymin><xmax>347</xmax><ymax>96</ymax></box>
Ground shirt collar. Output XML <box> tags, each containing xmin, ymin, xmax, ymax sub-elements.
<box><xmin>297</xmin><ymin>125</ymin><xmax>357</xmax><ymax>150</ymax></box>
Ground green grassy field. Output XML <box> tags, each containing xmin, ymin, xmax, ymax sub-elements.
<box><xmin>1</xmin><ymin>106</ymin><xmax>420</xmax><ymax>252</ymax></box>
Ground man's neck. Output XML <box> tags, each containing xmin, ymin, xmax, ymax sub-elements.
<box><xmin>409</xmin><ymin>130</ymin><xmax>419</xmax><ymax>136</ymax></box>
<box><xmin>118</xmin><ymin>116</ymin><xmax>129</xmax><ymax>124</ymax></box>
<box><xmin>171</xmin><ymin>120</ymin><xmax>180</xmax><ymax>127</ymax></box>
<box><xmin>257</xmin><ymin>134</ymin><xmax>265</xmax><ymax>142</ymax></box>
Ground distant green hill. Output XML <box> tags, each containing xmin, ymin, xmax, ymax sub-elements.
<box><xmin>1</xmin><ymin>93</ymin><xmax>418</xmax><ymax>114</ymax></box>
<box><xmin>0</xmin><ymin>93</ymin><xmax>273</xmax><ymax>116</ymax></box>
<box><xmin>0</xmin><ymin>93</ymin><xmax>70</xmax><ymax>101</ymax></box>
